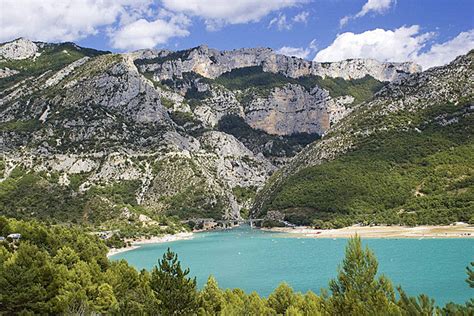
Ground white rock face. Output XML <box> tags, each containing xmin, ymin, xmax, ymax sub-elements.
<box><xmin>194</xmin><ymin>88</ymin><xmax>243</xmax><ymax>127</ymax></box>
<box><xmin>43</xmin><ymin>57</ymin><xmax>90</xmax><ymax>88</ymax></box>
<box><xmin>199</xmin><ymin>131</ymin><xmax>275</xmax><ymax>188</ymax></box>
<box><xmin>244</xmin><ymin>84</ymin><xmax>342</xmax><ymax>135</ymax></box>
<box><xmin>136</xmin><ymin>46</ymin><xmax>421</xmax><ymax>82</ymax></box>
<box><xmin>313</xmin><ymin>58</ymin><xmax>421</xmax><ymax>81</ymax></box>
<box><xmin>0</xmin><ymin>38</ymin><xmax>38</xmax><ymax>60</ymax></box>
<box><xmin>59</xmin><ymin>57</ymin><xmax>170</xmax><ymax>125</ymax></box>
<box><xmin>326</xmin><ymin>95</ymin><xmax>354</xmax><ymax>127</ymax></box>
<box><xmin>0</xmin><ymin>67</ymin><xmax>19</xmax><ymax>78</ymax></box>
<box><xmin>163</xmin><ymin>131</ymin><xmax>201</xmax><ymax>152</ymax></box>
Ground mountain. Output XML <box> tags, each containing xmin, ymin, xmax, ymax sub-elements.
<box><xmin>1</xmin><ymin>38</ymin><xmax>425</xmax><ymax>225</ymax></box>
<box><xmin>252</xmin><ymin>50</ymin><xmax>474</xmax><ymax>227</ymax></box>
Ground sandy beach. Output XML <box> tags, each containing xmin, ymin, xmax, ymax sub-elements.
<box><xmin>107</xmin><ymin>232</ymin><xmax>194</xmax><ymax>257</ymax></box>
<box><xmin>264</xmin><ymin>223</ymin><xmax>474</xmax><ymax>239</ymax></box>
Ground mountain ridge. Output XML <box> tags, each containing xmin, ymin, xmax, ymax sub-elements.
<box><xmin>1</xmin><ymin>38</ymin><xmax>469</xmax><ymax>227</ymax></box>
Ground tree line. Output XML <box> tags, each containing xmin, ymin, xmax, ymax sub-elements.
<box><xmin>0</xmin><ymin>216</ymin><xmax>472</xmax><ymax>315</ymax></box>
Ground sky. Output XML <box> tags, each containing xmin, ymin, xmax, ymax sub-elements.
<box><xmin>1</xmin><ymin>0</ymin><xmax>473</xmax><ymax>69</ymax></box>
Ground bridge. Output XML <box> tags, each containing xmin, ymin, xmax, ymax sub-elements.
<box><xmin>183</xmin><ymin>218</ymin><xmax>295</xmax><ymax>229</ymax></box>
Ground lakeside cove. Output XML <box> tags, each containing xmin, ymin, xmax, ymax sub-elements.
<box><xmin>107</xmin><ymin>222</ymin><xmax>474</xmax><ymax>256</ymax></box>
<box><xmin>109</xmin><ymin>225</ymin><xmax>474</xmax><ymax>305</ymax></box>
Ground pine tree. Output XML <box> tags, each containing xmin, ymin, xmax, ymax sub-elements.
<box><xmin>268</xmin><ymin>282</ymin><xmax>297</xmax><ymax>314</ymax></box>
<box><xmin>150</xmin><ymin>248</ymin><xmax>198</xmax><ymax>315</ymax></box>
<box><xmin>326</xmin><ymin>236</ymin><xmax>399</xmax><ymax>315</ymax></box>
<box><xmin>466</xmin><ymin>262</ymin><xmax>474</xmax><ymax>288</ymax></box>
<box><xmin>397</xmin><ymin>287</ymin><xmax>436</xmax><ymax>315</ymax></box>
<box><xmin>94</xmin><ymin>283</ymin><xmax>118</xmax><ymax>314</ymax></box>
<box><xmin>0</xmin><ymin>242</ymin><xmax>57</xmax><ymax>314</ymax></box>
<box><xmin>244</xmin><ymin>292</ymin><xmax>273</xmax><ymax>315</ymax></box>
<box><xmin>199</xmin><ymin>275</ymin><xmax>224</xmax><ymax>315</ymax></box>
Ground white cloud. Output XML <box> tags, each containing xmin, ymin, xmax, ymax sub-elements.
<box><xmin>269</xmin><ymin>11</ymin><xmax>310</xmax><ymax>31</ymax></box>
<box><xmin>339</xmin><ymin>16</ymin><xmax>351</xmax><ymax>28</ymax></box>
<box><xmin>309</xmin><ymin>39</ymin><xmax>318</xmax><ymax>51</ymax></box>
<box><xmin>293</xmin><ymin>11</ymin><xmax>309</xmax><ymax>23</ymax></box>
<box><xmin>0</xmin><ymin>0</ymin><xmax>151</xmax><ymax>42</ymax></box>
<box><xmin>315</xmin><ymin>26</ymin><xmax>429</xmax><ymax>62</ymax></box>
<box><xmin>356</xmin><ymin>0</ymin><xmax>394</xmax><ymax>17</ymax></box>
<box><xmin>314</xmin><ymin>26</ymin><xmax>474</xmax><ymax>70</ymax></box>
<box><xmin>415</xmin><ymin>30</ymin><xmax>474</xmax><ymax>69</ymax></box>
<box><xmin>110</xmin><ymin>12</ymin><xmax>191</xmax><ymax>50</ymax></box>
<box><xmin>277</xmin><ymin>39</ymin><xmax>317</xmax><ymax>59</ymax></box>
<box><xmin>340</xmin><ymin>0</ymin><xmax>395</xmax><ymax>27</ymax></box>
<box><xmin>277</xmin><ymin>46</ymin><xmax>311</xmax><ymax>59</ymax></box>
<box><xmin>161</xmin><ymin>0</ymin><xmax>307</xmax><ymax>31</ymax></box>
<box><xmin>269</xmin><ymin>14</ymin><xmax>292</xmax><ymax>31</ymax></box>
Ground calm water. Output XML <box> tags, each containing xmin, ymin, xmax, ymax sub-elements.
<box><xmin>112</xmin><ymin>225</ymin><xmax>473</xmax><ymax>305</ymax></box>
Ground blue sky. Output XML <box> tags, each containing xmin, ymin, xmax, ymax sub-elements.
<box><xmin>1</xmin><ymin>0</ymin><xmax>473</xmax><ymax>69</ymax></box>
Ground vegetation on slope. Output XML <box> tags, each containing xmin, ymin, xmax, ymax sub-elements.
<box><xmin>217</xmin><ymin>114</ymin><xmax>320</xmax><ymax>159</ymax></box>
<box><xmin>0</xmin><ymin>42</ymin><xmax>108</xmax><ymax>91</ymax></box>
<box><xmin>257</xmin><ymin>102</ymin><xmax>474</xmax><ymax>227</ymax></box>
<box><xmin>0</xmin><ymin>217</ymin><xmax>472</xmax><ymax>314</ymax></box>
<box><xmin>214</xmin><ymin>66</ymin><xmax>385</xmax><ymax>105</ymax></box>
<box><xmin>147</xmin><ymin>156</ymin><xmax>228</xmax><ymax>220</ymax></box>
<box><xmin>133</xmin><ymin>48</ymin><xmax>194</xmax><ymax>67</ymax></box>
<box><xmin>0</xmin><ymin>167</ymin><xmax>185</xmax><ymax>237</ymax></box>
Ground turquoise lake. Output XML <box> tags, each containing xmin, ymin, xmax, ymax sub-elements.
<box><xmin>111</xmin><ymin>226</ymin><xmax>473</xmax><ymax>305</ymax></box>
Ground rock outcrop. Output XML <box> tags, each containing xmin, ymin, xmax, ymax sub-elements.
<box><xmin>0</xmin><ymin>38</ymin><xmax>38</xmax><ymax>60</ymax></box>
<box><xmin>313</xmin><ymin>58</ymin><xmax>421</xmax><ymax>81</ymax></box>
<box><xmin>135</xmin><ymin>45</ymin><xmax>420</xmax><ymax>82</ymax></box>
<box><xmin>244</xmin><ymin>84</ymin><xmax>353</xmax><ymax>135</ymax></box>
<box><xmin>0</xmin><ymin>67</ymin><xmax>19</xmax><ymax>78</ymax></box>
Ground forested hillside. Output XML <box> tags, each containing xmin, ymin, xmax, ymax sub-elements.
<box><xmin>253</xmin><ymin>51</ymin><xmax>474</xmax><ymax>227</ymax></box>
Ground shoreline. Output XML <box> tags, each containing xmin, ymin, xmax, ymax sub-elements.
<box><xmin>107</xmin><ymin>232</ymin><xmax>194</xmax><ymax>257</ymax></box>
<box><xmin>262</xmin><ymin>223</ymin><xmax>474</xmax><ymax>239</ymax></box>
<box><xmin>107</xmin><ymin>224</ymin><xmax>474</xmax><ymax>257</ymax></box>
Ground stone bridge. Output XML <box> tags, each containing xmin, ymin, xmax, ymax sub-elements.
<box><xmin>184</xmin><ymin>218</ymin><xmax>295</xmax><ymax>228</ymax></box>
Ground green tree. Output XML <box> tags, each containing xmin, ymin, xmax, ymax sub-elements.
<box><xmin>105</xmin><ymin>261</ymin><xmax>159</xmax><ymax>313</ymax></box>
<box><xmin>150</xmin><ymin>248</ymin><xmax>198</xmax><ymax>315</ymax></box>
<box><xmin>220</xmin><ymin>288</ymin><xmax>247</xmax><ymax>314</ymax></box>
<box><xmin>285</xmin><ymin>305</ymin><xmax>303</xmax><ymax>316</ymax></box>
<box><xmin>0</xmin><ymin>242</ymin><xmax>58</xmax><ymax>314</ymax></box>
<box><xmin>53</xmin><ymin>246</ymin><xmax>80</xmax><ymax>269</ymax></box>
<box><xmin>244</xmin><ymin>292</ymin><xmax>274</xmax><ymax>315</ymax></box>
<box><xmin>439</xmin><ymin>301</ymin><xmax>474</xmax><ymax>315</ymax></box>
<box><xmin>397</xmin><ymin>287</ymin><xmax>436</xmax><ymax>316</ymax></box>
<box><xmin>199</xmin><ymin>275</ymin><xmax>225</xmax><ymax>315</ymax></box>
<box><xmin>54</xmin><ymin>261</ymin><xmax>96</xmax><ymax>314</ymax></box>
<box><xmin>466</xmin><ymin>262</ymin><xmax>474</xmax><ymax>288</ymax></box>
<box><xmin>326</xmin><ymin>236</ymin><xmax>399</xmax><ymax>315</ymax></box>
<box><xmin>94</xmin><ymin>283</ymin><xmax>119</xmax><ymax>314</ymax></box>
<box><xmin>296</xmin><ymin>291</ymin><xmax>322</xmax><ymax>316</ymax></box>
<box><xmin>268</xmin><ymin>282</ymin><xmax>298</xmax><ymax>314</ymax></box>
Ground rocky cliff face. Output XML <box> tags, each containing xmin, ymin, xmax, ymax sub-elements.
<box><xmin>0</xmin><ymin>38</ymin><xmax>422</xmax><ymax>221</ymax></box>
<box><xmin>244</xmin><ymin>84</ymin><xmax>354</xmax><ymax>136</ymax></box>
<box><xmin>252</xmin><ymin>50</ymin><xmax>474</xmax><ymax>219</ymax></box>
<box><xmin>135</xmin><ymin>45</ymin><xmax>420</xmax><ymax>82</ymax></box>
<box><xmin>0</xmin><ymin>38</ymin><xmax>38</xmax><ymax>60</ymax></box>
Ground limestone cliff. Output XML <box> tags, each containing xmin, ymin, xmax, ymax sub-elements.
<box><xmin>135</xmin><ymin>45</ymin><xmax>420</xmax><ymax>82</ymax></box>
<box><xmin>0</xmin><ymin>38</ymin><xmax>421</xmax><ymax>221</ymax></box>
